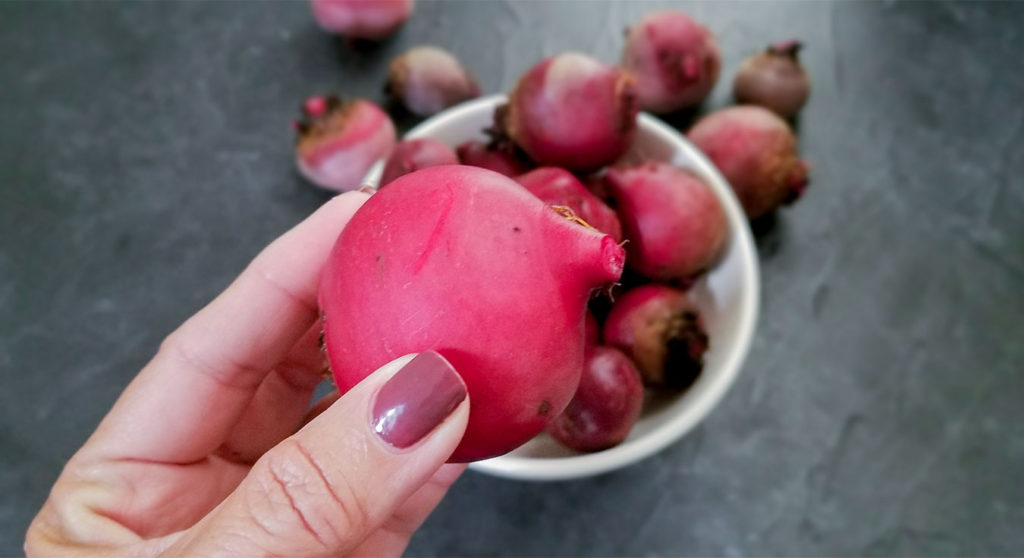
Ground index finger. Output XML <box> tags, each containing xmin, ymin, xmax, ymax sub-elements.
<box><xmin>85</xmin><ymin>191</ymin><xmax>370</xmax><ymax>463</ymax></box>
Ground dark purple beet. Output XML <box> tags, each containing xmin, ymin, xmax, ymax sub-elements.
<box><xmin>603</xmin><ymin>284</ymin><xmax>708</xmax><ymax>390</ymax></box>
<box><xmin>548</xmin><ymin>346</ymin><xmax>645</xmax><ymax>452</ymax></box>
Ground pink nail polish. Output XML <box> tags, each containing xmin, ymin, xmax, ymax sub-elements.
<box><xmin>372</xmin><ymin>351</ymin><xmax>466</xmax><ymax>449</ymax></box>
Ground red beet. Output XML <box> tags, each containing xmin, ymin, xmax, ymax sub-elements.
<box><xmin>311</xmin><ymin>0</ymin><xmax>414</xmax><ymax>40</ymax></box>
<box><xmin>386</xmin><ymin>46</ymin><xmax>481</xmax><ymax>116</ymax></box>
<box><xmin>688</xmin><ymin>105</ymin><xmax>809</xmax><ymax>219</ymax></box>
<box><xmin>621</xmin><ymin>10</ymin><xmax>721</xmax><ymax>113</ymax></box>
<box><xmin>502</xmin><ymin>52</ymin><xmax>639</xmax><ymax>172</ymax></box>
<box><xmin>294</xmin><ymin>95</ymin><xmax>396</xmax><ymax>192</ymax></box>
<box><xmin>603</xmin><ymin>284</ymin><xmax>708</xmax><ymax>390</ymax></box>
<box><xmin>379</xmin><ymin>138</ymin><xmax>458</xmax><ymax>185</ymax></box>
<box><xmin>605</xmin><ymin>162</ymin><xmax>726</xmax><ymax>282</ymax></box>
<box><xmin>320</xmin><ymin>166</ymin><xmax>626</xmax><ymax>462</ymax></box>
<box><xmin>548</xmin><ymin>346</ymin><xmax>645</xmax><ymax>452</ymax></box>
<box><xmin>515</xmin><ymin>167</ymin><xmax>623</xmax><ymax>242</ymax></box>
<box><xmin>734</xmin><ymin>40</ymin><xmax>810</xmax><ymax>119</ymax></box>
<box><xmin>456</xmin><ymin>139</ymin><xmax>533</xmax><ymax>177</ymax></box>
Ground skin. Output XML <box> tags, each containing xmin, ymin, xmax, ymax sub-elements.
<box><xmin>25</xmin><ymin>191</ymin><xmax>470</xmax><ymax>557</ymax></box>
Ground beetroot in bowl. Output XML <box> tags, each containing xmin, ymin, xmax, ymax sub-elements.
<box><xmin>363</xmin><ymin>95</ymin><xmax>759</xmax><ymax>481</ymax></box>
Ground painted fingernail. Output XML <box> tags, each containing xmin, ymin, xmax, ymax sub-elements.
<box><xmin>372</xmin><ymin>351</ymin><xmax>466</xmax><ymax>449</ymax></box>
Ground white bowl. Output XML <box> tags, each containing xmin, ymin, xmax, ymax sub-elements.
<box><xmin>365</xmin><ymin>95</ymin><xmax>760</xmax><ymax>481</ymax></box>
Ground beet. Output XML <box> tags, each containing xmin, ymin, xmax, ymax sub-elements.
<box><xmin>320</xmin><ymin>166</ymin><xmax>625</xmax><ymax>461</ymax></box>
<box><xmin>379</xmin><ymin>138</ymin><xmax>458</xmax><ymax>185</ymax></box>
<box><xmin>733</xmin><ymin>40</ymin><xmax>811</xmax><ymax>119</ymax></box>
<box><xmin>515</xmin><ymin>167</ymin><xmax>623</xmax><ymax>242</ymax></box>
<box><xmin>294</xmin><ymin>95</ymin><xmax>396</xmax><ymax>192</ymax></box>
<box><xmin>688</xmin><ymin>105</ymin><xmax>809</xmax><ymax>219</ymax></box>
<box><xmin>603</xmin><ymin>284</ymin><xmax>708</xmax><ymax>390</ymax></box>
<box><xmin>456</xmin><ymin>139</ymin><xmax>533</xmax><ymax>177</ymax></box>
<box><xmin>501</xmin><ymin>52</ymin><xmax>638</xmax><ymax>172</ymax></box>
<box><xmin>386</xmin><ymin>46</ymin><xmax>481</xmax><ymax>117</ymax></box>
<box><xmin>311</xmin><ymin>0</ymin><xmax>414</xmax><ymax>40</ymax></box>
<box><xmin>605</xmin><ymin>162</ymin><xmax>726</xmax><ymax>282</ymax></box>
<box><xmin>548</xmin><ymin>346</ymin><xmax>645</xmax><ymax>452</ymax></box>
<box><xmin>621</xmin><ymin>10</ymin><xmax>721</xmax><ymax>113</ymax></box>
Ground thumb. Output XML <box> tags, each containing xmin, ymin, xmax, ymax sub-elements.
<box><xmin>172</xmin><ymin>351</ymin><xmax>469</xmax><ymax>557</ymax></box>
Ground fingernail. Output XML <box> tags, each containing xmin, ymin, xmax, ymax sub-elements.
<box><xmin>372</xmin><ymin>352</ymin><xmax>466</xmax><ymax>449</ymax></box>
<box><xmin>358</xmin><ymin>184</ymin><xmax>378</xmax><ymax>194</ymax></box>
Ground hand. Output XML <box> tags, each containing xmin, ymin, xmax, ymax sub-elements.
<box><xmin>26</xmin><ymin>191</ymin><xmax>470</xmax><ymax>557</ymax></box>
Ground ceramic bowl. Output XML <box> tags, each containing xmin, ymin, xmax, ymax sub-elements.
<box><xmin>364</xmin><ymin>95</ymin><xmax>759</xmax><ymax>481</ymax></box>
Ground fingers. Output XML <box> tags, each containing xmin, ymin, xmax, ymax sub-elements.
<box><xmin>168</xmin><ymin>352</ymin><xmax>469</xmax><ymax>557</ymax></box>
<box><xmin>302</xmin><ymin>389</ymin><xmax>342</xmax><ymax>427</ymax></box>
<box><xmin>84</xmin><ymin>192</ymin><xmax>369</xmax><ymax>463</ymax></box>
<box><xmin>217</xmin><ymin>322</ymin><xmax>328</xmax><ymax>463</ymax></box>
<box><xmin>348</xmin><ymin>463</ymin><xmax>466</xmax><ymax>557</ymax></box>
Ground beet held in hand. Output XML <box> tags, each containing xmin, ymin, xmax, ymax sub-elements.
<box><xmin>500</xmin><ymin>52</ymin><xmax>639</xmax><ymax>172</ymax></box>
<box><xmin>320</xmin><ymin>165</ymin><xmax>625</xmax><ymax>462</ymax></box>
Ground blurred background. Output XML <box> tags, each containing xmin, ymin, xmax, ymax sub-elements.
<box><xmin>1</xmin><ymin>1</ymin><xmax>1022</xmax><ymax>555</ymax></box>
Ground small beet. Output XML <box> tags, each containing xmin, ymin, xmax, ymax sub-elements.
<box><xmin>688</xmin><ymin>105</ymin><xmax>809</xmax><ymax>219</ymax></box>
<box><xmin>294</xmin><ymin>95</ymin><xmax>397</xmax><ymax>192</ymax></box>
<box><xmin>321</xmin><ymin>166</ymin><xmax>626</xmax><ymax>461</ymax></box>
<box><xmin>311</xmin><ymin>0</ymin><xmax>414</xmax><ymax>40</ymax></box>
<box><xmin>386</xmin><ymin>46</ymin><xmax>481</xmax><ymax>117</ymax></box>
<box><xmin>379</xmin><ymin>138</ymin><xmax>458</xmax><ymax>185</ymax></box>
<box><xmin>515</xmin><ymin>167</ymin><xmax>623</xmax><ymax>242</ymax></box>
<box><xmin>502</xmin><ymin>52</ymin><xmax>639</xmax><ymax>172</ymax></box>
<box><xmin>548</xmin><ymin>346</ymin><xmax>645</xmax><ymax>453</ymax></box>
<box><xmin>456</xmin><ymin>139</ymin><xmax>533</xmax><ymax>177</ymax></box>
<box><xmin>605</xmin><ymin>162</ymin><xmax>726</xmax><ymax>282</ymax></box>
<box><xmin>621</xmin><ymin>10</ymin><xmax>721</xmax><ymax>113</ymax></box>
<box><xmin>733</xmin><ymin>40</ymin><xmax>810</xmax><ymax>119</ymax></box>
<box><xmin>603</xmin><ymin>284</ymin><xmax>708</xmax><ymax>390</ymax></box>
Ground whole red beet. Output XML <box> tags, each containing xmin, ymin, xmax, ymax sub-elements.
<box><xmin>605</xmin><ymin>162</ymin><xmax>726</xmax><ymax>282</ymax></box>
<box><xmin>548</xmin><ymin>346</ymin><xmax>645</xmax><ymax>453</ymax></box>
<box><xmin>688</xmin><ymin>105</ymin><xmax>809</xmax><ymax>219</ymax></box>
<box><xmin>456</xmin><ymin>139</ymin><xmax>533</xmax><ymax>177</ymax></box>
<box><xmin>320</xmin><ymin>166</ymin><xmax>626</xmax><ymax>462</ymax></box>
<box><xmin>502</xmin><ymin>52</ymin><xmax>639</xmax><ymax>172</ymax></box>
<box><xmin>621</xmin><ymin>10</ymin><xmax>721</xmax><ymax>113</ymax></box>
<box><xmin>604</xmin><ymin>284</ymin><xmax>708</xmax><ymax>390</ymax></box>
<box><xmin>515</xmin><ymin>167</ymin><xmax>623</xmax><ymax>242</ymax></box>
<box><xmin>733</xmin><ymin>40</ymin><xmax>811</xmax><ymax>119</ymax></box>
<box><xmin>311</xmin><ymin>0</ymin><xmax>414</xmax><ymax>40</ymax></box>
<box><xmin>294</xmin><ymin>95</ymin><xmax>396</xmax><ymax>192</ymax></box>
<box><xmin>379</xmin><ymin>138</ymin><xmax>458</xmax><ymax>185</ymax></box>
<box><xmin>386</xmin><ymin>46</ymin><xmax>481</xmax><ymax>116</ymax></box>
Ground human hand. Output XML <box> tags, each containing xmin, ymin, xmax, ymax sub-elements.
<box><xmin>26</xmin><ymin>191</ymin><xmax>470</xmax><ymax>557</ymax></box>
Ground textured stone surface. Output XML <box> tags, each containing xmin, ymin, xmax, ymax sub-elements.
<box><xmin>2</xmin><ymin>1</ymin><xmax>1022</xmax><ymax>555</ymax></box>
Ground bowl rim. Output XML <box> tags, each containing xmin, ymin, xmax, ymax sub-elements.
<box><xmin>398</xmin><ymin>94</ymin><xmax>760</xmax><ymax>482</ymax></box>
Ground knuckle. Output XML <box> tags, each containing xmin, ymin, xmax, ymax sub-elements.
<box><xmin>252</xmin><ymin>439</ymin><xmax>370</xmax><ymax>549</ymax></box>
